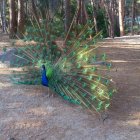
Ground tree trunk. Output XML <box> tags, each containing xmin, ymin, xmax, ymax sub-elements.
<box><xmin>131</xmin><ymin>0</ymin><xmax>136</xmax><ymax>35</ymax></box>
<box><xmin>1</xmin><ymin>0</ymin><xmax>7</xmax><ymax>33</ymax></box>
<box><xmin>30</xmin><ymin>0</ymin><xmax>39</xmax><ymax>21</ymax></box>
<box><xmin>91</xmin><ymin>0</ymin><xmax>98</xmax><ymax>33</ymax></box>
<box><xmin>0</xmin><ymin>1</ymin><xmax>2</xmax><ymax>29</ymax></box>
<box><xmin>17</xmin><ymin>0</ymin><xmax>25</xmax><ymax>37</ymax></box>
<box><xmin>76</xmin><ymin>0</ymin><xmax>88</xmax><ymax>25</ymax></box>
<box><xmin>103</xmin><ymin>0</ymin><xmax>114</xmax><ymax>38</ymax></box>
<box><xmin>111</xmin><ymin>0</ymin><xmax>115</xmax><ymax>38</ymax></box>
<box><xmin>9</xmin><ymin>0</ymin><xmax>17</xmax><ymax>38</ymax></box>
<box><xmin>64</xmin><ymin>0</ymin><xmax>71</xmax><ymax>32</ymax></box>
<box><xmin>119</xmin><ymin>0</ymin><xmax>124</xmax><ymax>36</ymax></box>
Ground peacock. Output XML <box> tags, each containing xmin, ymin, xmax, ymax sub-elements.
<box><xmin>0</xmin><ymin>10</ymin><xmax>116</xmax><ymax>117</ymax></box>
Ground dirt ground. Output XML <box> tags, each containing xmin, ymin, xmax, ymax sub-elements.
<box><xmin>0</xmin><ymin>34</ymin><xmax>140</xmax><ymax>140</ymax></box>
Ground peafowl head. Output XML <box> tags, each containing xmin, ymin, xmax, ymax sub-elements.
<box><xmin>41</xmin><ymin>64</ymin><xmax>53</xmax><ymax>80</ymax></box>
<box><xmin>42</xmin><ymin>64</ymin><xmax>46</xmax><ymax>70</ymax></box>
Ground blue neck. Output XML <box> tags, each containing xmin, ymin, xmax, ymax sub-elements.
<box><xmin>41</xmin><ymin>65</ymin><xmax>49</xmax><ymax>87</ymax></box>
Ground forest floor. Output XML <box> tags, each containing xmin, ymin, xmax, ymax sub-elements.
<box><xmin>0</xmin><ymin>33</ymin><xmax>140</xmax><ymax>140</ymax></box>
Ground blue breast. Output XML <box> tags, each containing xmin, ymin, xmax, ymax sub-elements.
<box><xmin>41</xmin><ymin>65</ymin><xmax>49</xmax><ymax>87</ymax></box>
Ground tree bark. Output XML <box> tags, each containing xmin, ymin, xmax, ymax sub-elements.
<box><xmin>1</xmin><ymin>0</ymin><xmax>7</xmax><ymax>33</ymax></box>
<box><xmin>64</xmin><ymin>0</ymin><xmax>71</xmax><ymax>32</ymax></box>
<box><xmin>9</xmin><ymin>0</ymin><xmax>17</xmax><ymax>38</ymax></box>
<box><xmin>91</xmin><ymin>0</ymin><xmax>98</xmax><ymax>33</ymax></box>
<box><xmin>131</xmin><ymin>0</ymin><xmax>136</xmax><ymax>35</ymax></box>
<box><xmin>103</xmin><ymin>0</ymin><xmax>114</xmax><ymax>38</ymax></box>
<box><xmin>111</xmin><ymin>0</ymin><xmax>115</xmax><ymax>38</ymax></box>
<box><xmin>119</xmin><ymin>0</ymin><xmax>125</xmax><ymax>36</ymax></box>
<box><xmin>76</xmin><ymin>0</ymin><xmax>88</xmax><ymax>25</ymax></box>
<box><xmin>17</xmin><ymin>0</ymin><xmax>25</xmax><ymax>37</ymax></box>
<box><xmin>30</xmin><ymin>0</ymin><xmax>39</xmax><ymax>21</ymax></box>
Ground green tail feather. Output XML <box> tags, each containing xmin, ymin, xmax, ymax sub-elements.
<box><xmin>1</xmin><ymin>13</ymin><xmax>116</xmax><ymax>115</ymax></box>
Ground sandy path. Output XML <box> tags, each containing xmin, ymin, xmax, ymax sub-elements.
<box><xmin>0</xmin><ymin>34</ymin><xmax>140</xmax><ymax>140</ymax></box>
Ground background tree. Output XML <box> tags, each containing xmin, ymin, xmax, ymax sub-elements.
<box><xmin>91</xmin><ymin>0</ymin><xmax>98</xmax><ymax>33</ymax></box>
<box><xmin>64</xmin><ymin>0</ymin><xmax>71</xmax><ymax>32</ymax></box>
<box><xmin>0</xmin><ymin>0</ymin><xmax>140</xmax><ymax>38</ymax></box>
<box><xmin>131</xmin><ymin>0</ymin><xmax>136</xmax><ymax>35</ymax></box>
<box><xmin>1</xmin><ymin>0</ymin><xmax>7</xmax><ymax>33</ymax></box>
<box><xmin>119</xmin><ymin>0</ymin><xmax>125</xmax><ymax>36</ymax></box>
<box><xmin>102</xmin><ymin>0</ymin><xmax>115</xmax><ymax>38</ymax></box>
<box><xmin>17</xmin><ymin>0</ymin><xmax>25</xmax><ymax>37</ymax></box>
<box><xmin>76</xmin><ymin>0</ymin><xmax>88</xmax><ymax>25</ymax></box>
<box><xmin>9</xmin><ymin>0</ymin><xmax>17</xmax><ymax>38</ymax></box>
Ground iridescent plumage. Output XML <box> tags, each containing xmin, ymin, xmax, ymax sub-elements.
<box><xmin>1</xmin><ymin>12</ymin><xmax>116</xmax><ymax>116</ymax></box>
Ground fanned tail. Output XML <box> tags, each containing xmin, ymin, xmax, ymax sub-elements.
<box><xmin>1</xmin><ymin>6</ymin><xmax>116</xmax><ymax>115</ymax></box>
